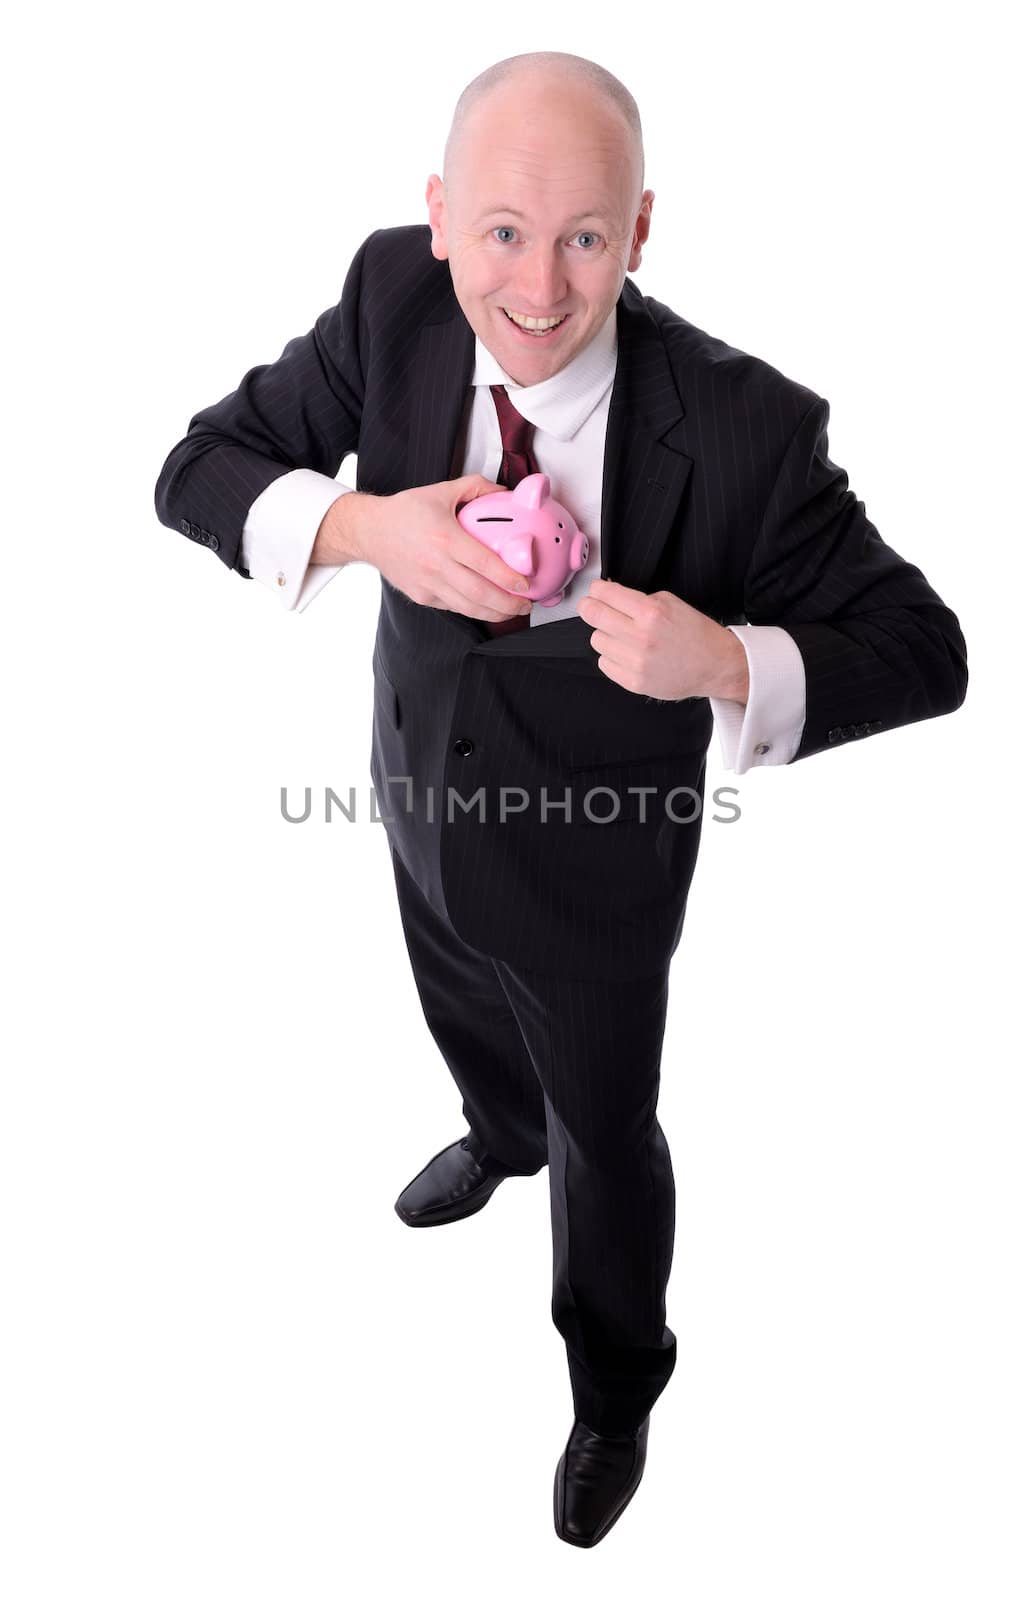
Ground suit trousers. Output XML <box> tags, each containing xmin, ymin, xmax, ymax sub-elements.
<box><xmin>388</xmin><ymin>843</ymin><xmax>678</xmax><ymax>1435</ymax></box>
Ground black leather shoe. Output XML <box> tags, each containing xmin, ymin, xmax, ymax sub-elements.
<box><xmin>554</xmin><ymin>1415</ymin><xmax>650</xmax><ymax>1547</ymax></box>
<box><xmin>394</xmin><ymin>1136</ymin><xmax>516</xmax><ymax>1227</ymax></box>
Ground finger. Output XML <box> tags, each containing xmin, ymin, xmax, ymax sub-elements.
<box><xmin>585</xmin><ymin>577</ymin><xmax>651</xmax><ymax>621</ymax></box>
<box><xmin>587</xmin><ymin>631</ymin><xmax>639</xmax><ymax>669</ymax></box>
<box><xmin>450</xmin><ymin>572</ymin><xmax>533</xmax><ymax>619</ymax></box>
<box><xmin>449</xmin><ymin>526</ymin><xmax>533</xmax><ymax>603</ymax></box>
<box><xmin>578</xmin><ymin>594</ymin><xmax>637</xmax><ymax>638</ymax></box>
<box><xmin>434</xmin><ymin>577</ymin><xmax>533</xmax><ymax>623</ymax></box>
<box><xmin>451</xmin><ymin>473</ymin><xmax>505</xmax><ymax>505</ymax></box>
<box><xmin>592</xmin><ymin>651</ymin><xmax>635</xmax><ymax>691</ymax></box>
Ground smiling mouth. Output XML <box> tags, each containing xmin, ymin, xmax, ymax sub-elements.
<box><xmin>499</xmin><ymin>307</ymin><xmax>571</xmax><ymax>339</ymax></box>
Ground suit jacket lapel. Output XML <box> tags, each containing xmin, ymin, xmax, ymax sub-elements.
<box><xmin>599</xmin><ymin>282</ymin><xmax>691</xmax><ymax>591</ymax></box>
<box><xmin>407</xmin><ymin>270</ymin><xmax>692</xmax><ymax>653</ymax></box>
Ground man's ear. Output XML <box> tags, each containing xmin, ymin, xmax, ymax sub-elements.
<box><xmin>627</xmin><ymin>191</ymin><xmax>655</xmax><ymax>273</ymax></box>
<box><xmin>425</xmin><ymin>174</ymin><xmax>449</xmax><ymax>261</ymax></box>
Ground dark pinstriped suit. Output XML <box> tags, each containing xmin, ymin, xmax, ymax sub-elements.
<box><xmin>154</xmin><ymin>224</ymin><xmax>968</xmax><ymax>1432</ymax></box>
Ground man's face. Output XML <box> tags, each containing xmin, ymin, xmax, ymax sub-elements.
<box><xmin>427</xmin><ymin>85</ymin><xmax>653</xmax><ymax>387</ymax></box>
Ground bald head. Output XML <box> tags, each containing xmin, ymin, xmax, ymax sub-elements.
<box><xmin>443</xmin><ymin>52</ymin><xmax>645</xmax><ymax>217</ymax></box>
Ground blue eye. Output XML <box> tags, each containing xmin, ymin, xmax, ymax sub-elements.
<box><xmin>491</xmin><ymin>226</ymin><xmax>601</xmax><ymax>249</ymax></box>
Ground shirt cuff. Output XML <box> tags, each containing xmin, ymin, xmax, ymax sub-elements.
<box><xmin>708</xmin><ymin>625</ymin><xmax>807</xmax><ymax>773</ymax></box>
<box><xmin>240</xmin><ymin>470</ymin><xmax>356</xmax><ymax>612</ymax></box>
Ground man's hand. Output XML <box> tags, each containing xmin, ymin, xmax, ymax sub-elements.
<box><xmin>576</xmin><ymin>579</ymin><xmax>750</xmax><ymax>703</ymax></box>
<box><xmin>313</xmin><ymin>475</ymin><xmax>534</xmax><ymax>624</ymax></box>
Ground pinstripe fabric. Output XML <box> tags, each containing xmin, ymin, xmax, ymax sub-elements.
<box><xmin>390</xmin><ymin>842</ymin><xmax>675</xmax><ymax>1434</ymax></box>
<box><xmin>154</xmin><ymin>223</ymin><xmax>968</xmax><ymax>981</ymax></box>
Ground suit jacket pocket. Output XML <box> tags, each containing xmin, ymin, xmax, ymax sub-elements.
<box><xmin>567</xmin><ymin>754</ymin><xmax>705</xmax><ymax>827</ymax></box>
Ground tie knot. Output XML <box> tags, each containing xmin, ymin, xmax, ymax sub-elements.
<box><xmin>490</xmin><ymin>383</ymin><xmax>536</xmax><ymax>458</ymax></box>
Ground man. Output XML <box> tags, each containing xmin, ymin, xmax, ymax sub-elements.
<box><xmin>153</xmin><ymin>51</ymin><xmax>968</xmax><ymax>1548</ymax></box>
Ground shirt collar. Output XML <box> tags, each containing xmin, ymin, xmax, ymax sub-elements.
<box><xmin>471</xmin><ymin>303</ymin><xmax>618</xmax><ymax>442</ymax></box>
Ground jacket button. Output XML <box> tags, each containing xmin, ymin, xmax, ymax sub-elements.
<box><xmin>208</xmin><ymin>534</ymin><xmax>220</xmax><ymax>552</ymax></box>
<box><xmin>453</xmin><ymin>738</ymin><xmax>474</xmax><ymax>756</ymax></box>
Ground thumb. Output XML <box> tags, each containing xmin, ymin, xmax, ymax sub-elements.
<box><xmin>455</xmin><ymin>473</ymin><xmax>503</xmax><ymax>500</ymax></box>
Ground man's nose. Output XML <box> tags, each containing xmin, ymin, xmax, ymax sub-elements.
<box><xmin>512</xmin><ymin>249</ymin><xmax>568</xmax><ymax>310</ymax></box>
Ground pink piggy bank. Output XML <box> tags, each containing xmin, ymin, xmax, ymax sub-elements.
<box><xmin>456</xmin><ymin>473</ymin><xmax>589</xmax><ymax>607</ymax></box>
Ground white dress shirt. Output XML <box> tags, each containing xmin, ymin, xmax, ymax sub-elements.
<box><xmin>240</xmin><ymin>305</ymin><xmax>806</xmax><ymax>773</ymax></box>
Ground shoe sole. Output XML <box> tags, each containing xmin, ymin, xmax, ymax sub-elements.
<box><xmin>553</xmin><ymin>1442</ymin><xmax>647</xmax><ymax>1547</ymax></box>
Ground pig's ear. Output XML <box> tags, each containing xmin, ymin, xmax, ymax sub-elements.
<box><xmin>511</xmin><ymin>473</ymin><xmax>551</xmax><ymax>511</ymax></box>
<box><xmin>504</xmin><ymin>535</ymin><xmax>534</xmax><ymax>575</ymax></box>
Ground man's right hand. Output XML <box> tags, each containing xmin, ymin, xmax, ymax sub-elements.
<box><xmin>313</xmin><ymin>475</ymin><xmax>533</xmax><ymax>624</ymax></box>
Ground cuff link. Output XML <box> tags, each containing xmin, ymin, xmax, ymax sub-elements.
<box><xmin>753</xmin><ymin>741</ymin><xmax>771</xmax><ymax>756</ymax></box>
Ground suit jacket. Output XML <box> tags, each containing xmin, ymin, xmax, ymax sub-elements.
<box><xmin>154</xmin><ymin>224</ymin><xmax>968</xmax><ymax>980</ymax></box>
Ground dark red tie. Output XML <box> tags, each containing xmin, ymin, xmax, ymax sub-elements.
<box><xmin>485</xmin><ymin>383</ymin><xmax>536</xmax><ymax>635</ymax></box>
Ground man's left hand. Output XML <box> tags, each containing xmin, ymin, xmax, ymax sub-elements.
<box><xmin>576</xmin><ymin>579</ymin><xmax>750</xmax><ymax>703</ymax></box>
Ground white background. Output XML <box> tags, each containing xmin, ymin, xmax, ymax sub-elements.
<box><xmin>3</xmin><ymin>1</ymin><xmax>1010</xmax><ymax>1593</ymax></box>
